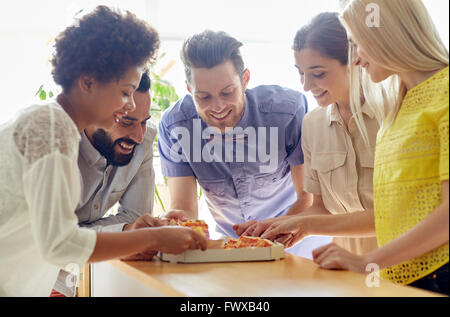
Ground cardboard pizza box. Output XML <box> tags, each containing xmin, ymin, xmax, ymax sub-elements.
<box><xmin>159</xmin><ymin>239</ymin><xmax>284</xmax><ymax>264</ymax></box>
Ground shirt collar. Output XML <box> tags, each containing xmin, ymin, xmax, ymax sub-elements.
<box><xmin>327</xmin><ymin>103</ymin><xmax>342</xmax><ymax>126</ymax></box>
<box><xmin>79</xmin><ymin>131</ymin><xmax>106</xmax><ymax>167</ymax></box>
<box><xmin>327</xmin><ymin>102</ymin><xmax>375</xmax><ymax>126</ymax></box>
<box><xmin>234</xmin><ymin>93</ymin><xmax>250</xmax><ymax>130</ymax></box>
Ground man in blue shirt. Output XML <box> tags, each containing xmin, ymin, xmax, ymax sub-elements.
<box><xmin>158</xmin><ymin>30</ymin><xmax>330</xmax><ymax>255</ymax></box>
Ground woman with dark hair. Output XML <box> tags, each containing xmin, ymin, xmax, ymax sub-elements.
<box><xmin>0</xmin><ymin>6</ymin><xmax>206</xmax><ymax>296</ymax></box>
<box><xmin>249</xmin><ymin>12</ymin><xmax>382</xmax><ymax>257</ymax></box>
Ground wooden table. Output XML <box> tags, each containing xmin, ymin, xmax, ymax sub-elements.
<box><xmin>98</xmin><ymin>253</ymin><xmax>441</xmax><ymax>297</ymax></box>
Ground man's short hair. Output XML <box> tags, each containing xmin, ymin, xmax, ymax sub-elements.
<box><xmin>136</xmin><ymin>69</ymin><xmax>151</xmax><ymax>93</ymax></box>
<box><xmin>181</xmin><ymin>30</ymin><xmax>245</xmax><ymax>84</ymax></box>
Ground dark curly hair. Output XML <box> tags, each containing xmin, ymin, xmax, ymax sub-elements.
<box><xmin>51</xmin><ymin>5</ymin><xmax>160</xmax><ymax>92</ymax></box>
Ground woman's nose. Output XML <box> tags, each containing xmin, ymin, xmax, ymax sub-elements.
<box><xmin>124</xmin><ymin>97</ymin><xmax>136</xmax><ymax>113</ymax></box>
<box><xmin>303</xmin><ymin>76</ymin><xmax>313</xmax><ymax>92</ymax></box>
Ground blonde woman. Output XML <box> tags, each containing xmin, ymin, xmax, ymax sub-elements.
<box><xmin>313</xmin><ymin>0</ymin><xmax>449</xmax><ymax>295</ymax></box>
<box><xmin>236</xmin><ymin>12</ymin><xmax>381</xmax><ymax>257</ymax></box>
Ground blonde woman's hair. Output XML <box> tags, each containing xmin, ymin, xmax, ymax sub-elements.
<box><xmin>341</xmin><ymin>0</ymin><xmax>449</xmax><ymax>135</ymax></box>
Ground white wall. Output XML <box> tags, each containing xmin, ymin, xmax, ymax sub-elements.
<box><xmin>1</xmin><ymin>0</ymin><xmax>447</xmax><ymax>125</ymax></box>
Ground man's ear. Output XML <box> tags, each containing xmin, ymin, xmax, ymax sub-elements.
<box><xmin>242</xmin><ymin>69</ymin><xmax>250</xmax><ymax>90</ymax></box>
<box><xmin>78</xmin><ymin>75</ymin><xmax>95</xmax><ymax>94</ymax></box>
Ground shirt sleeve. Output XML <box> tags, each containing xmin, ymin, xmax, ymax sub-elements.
<box><xmin>301</xmin><ymin>117</ymin><xmax>322</xmax><ymax>195</ymax></box>
<box><xmin>83</xmin><ymin>222</ymin><xmax>126</xmax><ymax>233</ymax></box>
<box><xmin>285</xmin><ymin>94</ymin><xmax>308</xmax><ymax>166</ymax></box>
<box><xmin>22</xmin><ymin>153</ymin><xmax>96</xmax><ymax>269</ymax></box>
<box><xmin>19</xmin><ymin>106</ymin><xmax>96</xmax><ymax>268</ymax></box>
<box><xmin>158</xmin><ymin>118</ymin><xmax>195</xmax><ymax>177</ymax></box>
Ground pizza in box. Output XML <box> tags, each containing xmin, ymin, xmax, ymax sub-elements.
<box><xmin>167</xmin><ymin>219</ymin><xmax>277</xmax><ymax>251</ymax></box>
<box><xmin>223</xmin><ymin>236</ymin><xmax>275</xmax><ymax>249</ymax></box>
<box><xmin>159</xmin><ymin>234</ymin><xmax>283</xmax><ymax>263</ymax></box>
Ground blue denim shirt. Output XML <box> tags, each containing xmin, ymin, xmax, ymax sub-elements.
<box><xmin>158</xmin><ymin>85</ymin><xmax>308</xmax><ymax>237</ymax></box>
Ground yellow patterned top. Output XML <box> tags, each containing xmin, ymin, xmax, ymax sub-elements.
<box><xmin>373</xmin><ymin>66</ymin><xmax>449</xmax><ymax>285</ymax></box>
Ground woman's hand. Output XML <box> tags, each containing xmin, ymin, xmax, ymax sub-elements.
<box><xmin>121</xmin><ymin>214</ymin><xmax>165</xmax><ymax>260</ymax></box>
<box><xmin>259</xmin><ymin>215</ymin><xmax>310</xmax><ymax>248</ymax></box>
<box><xmin>312</xmin><ymin>243</ymin><xmax>368</xmax><ymax>273</ymax></box>
<box><xmin>233</xmin><ymin>217</ymin><xmax>285</xmax><ymax>237</ymax></box>
<box><xmin>154</xmin><ymin>226</ymin><xmax>207</xmax><ymax>255</ymax></box>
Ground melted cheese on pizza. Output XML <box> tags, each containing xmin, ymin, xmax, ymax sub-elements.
<box><xmin>223</xmin><ymin>236</ymin><xmax>274</xmax><ymax>249</ymax></box>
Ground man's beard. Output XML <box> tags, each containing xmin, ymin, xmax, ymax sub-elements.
<box><xmin>91</xmin><ymin>129</ymin><xmax>137</xmax><ymax>166</ymax></box>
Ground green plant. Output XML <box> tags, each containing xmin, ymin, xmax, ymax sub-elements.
<box><xmin>35</xmin><ymin>84</ymin><xmax>55</xmax><ymax>100</ymax></box>
<box><xmin>154</xmin><ymin>185</ymin><xmax>166</xmax><ymax>213</ymax></box>
<box><xmin>150</xmin><ymin>72</ymin><xmax>179</xmax><ymax>118</ymax></box>
<box><xmin>149</xmin><ymin>61</ymin><xmax>180</xmax><ymax>156</ymax></box>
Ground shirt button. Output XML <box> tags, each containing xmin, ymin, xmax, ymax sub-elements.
<box><xmin>94</xmin><ymin>204</ymin><xmax>99</xmax><ymax>210</ymax></box>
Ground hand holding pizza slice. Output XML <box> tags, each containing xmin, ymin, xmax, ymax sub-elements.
<box><xmin>169</xmin><ymin>219</ymin><xmax>210</xmax><ymax>240</ymax></box>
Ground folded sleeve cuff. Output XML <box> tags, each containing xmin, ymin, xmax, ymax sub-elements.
<box><xmin>57</xmin><ymin>227</ymin><xmax>97</xmax><ymax>270</ymax></box>
<box><xmin>98</xmin><ymin>223</ymin><xmax>127</xmax><ymax>233</ymax></box>
<box><xmin>160</xmin><ymin>159</ymin><xmax>195</xmax><ymax>177</ymax></box>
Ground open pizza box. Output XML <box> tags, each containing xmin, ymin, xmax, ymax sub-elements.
<box><xmin>159</xmin><ymin>239</ymin><xmax>285</xmax><ymax>264</ymax></box>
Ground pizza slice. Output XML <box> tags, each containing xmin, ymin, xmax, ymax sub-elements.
<box><xmin>169</xmin><ymin>219</ymin><xmax>210</xmax><ymax>239</ymax></box>
<box><xmin>223</xmin><ymin>236</ymin><xmax>274</xmax><ymax>249</ymax></box>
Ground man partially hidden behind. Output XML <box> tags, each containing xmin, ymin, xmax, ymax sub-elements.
<box><xmin>158</xmin><ymin>30</ymin><xmax>331</xmax><ymax>257</ymax></box>
<box><xmin>52</xmin><ymin>70</ymin><xmax>160</xmax><ymax>296</ymax></box>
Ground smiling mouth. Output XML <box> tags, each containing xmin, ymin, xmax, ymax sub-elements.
<box><xmin>117</xmin><ymin>141</ymin><xmax>135</xmax><ymax>154</ymax></box>
<box><xmin>114</xmin><ymin>112</ymin><xmax>128</xmax><ymax>124</ymax></box>
<box><xmin>210</xmin><ymin>109</ymin><xmax>232</xmax><ymax>121</ymax></box>
<box><xmin>313</xmin><ymin>91</ymin><xmax>328</xmax><ymax>99</ymax></box>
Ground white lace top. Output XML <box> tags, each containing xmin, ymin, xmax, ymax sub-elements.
<box><xmin>0</xmin><ymin>102</ymin><xmax>96</xmax><ymax>296</ymax></box>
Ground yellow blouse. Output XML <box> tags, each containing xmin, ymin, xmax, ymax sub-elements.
<box><xmin>373</xmin><ymin>67</ymin><xmax>449</xmax><ymax>285</ymax></box>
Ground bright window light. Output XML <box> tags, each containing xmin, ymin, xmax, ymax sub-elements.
<box><xmin>0</xmin><ymin>0</ymin><xmax>448</xmax><ymax>124</ymax></box>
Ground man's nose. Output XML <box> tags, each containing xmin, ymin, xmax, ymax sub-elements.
<box><xmin>210</xmin><ymin>98</ymin><xmax>227</xmax><ymax>112</ymax></box>
<box><xmin>130</xmin><ymin>125</ymin><xmax>144</xmax><ymax>144</ymax></box>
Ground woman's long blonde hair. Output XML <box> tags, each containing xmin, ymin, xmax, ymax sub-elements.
<box><xmin>341</xmin><ymin>0</ymin><xmax>449</xmax><ymax>135</ymax></box>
